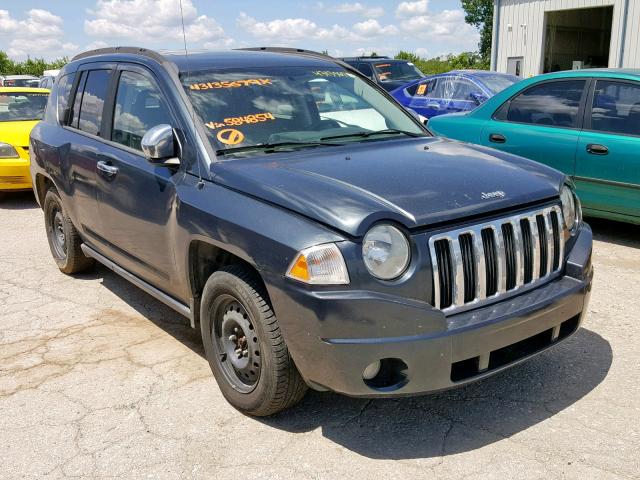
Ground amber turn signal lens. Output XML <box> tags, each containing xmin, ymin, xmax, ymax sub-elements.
<box><xmin>289</xmin><ymin>254</ymin><xmax>310</xmax><ymax>282</ymax></box>
<box><xmin>286</xmin><ymin>243</ymin><xmax>350</xmax><ymax>285</ymax></box>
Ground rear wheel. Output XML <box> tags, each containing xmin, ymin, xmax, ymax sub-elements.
<box><xmin>43</xmin><ymin>188</ymin><xmax>94</xmax><ymax>274</ymax></box>
<box><xmin>200</xmin><ymin>265</ymin><xmax>307</xmax><ymax>416</ymax></box>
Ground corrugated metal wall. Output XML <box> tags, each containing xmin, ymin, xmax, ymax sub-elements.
<box><xmin>493</xmin><ymin>0</ymin><xmax>638</xmax><ymax>76</ymax></box>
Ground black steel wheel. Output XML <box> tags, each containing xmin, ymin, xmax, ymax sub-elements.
<box><xmin>43</xmin><ymin>188</ymin><xmax>94</xmax><ymax>274</ymax></box>
<box><xmin>200</xmin><ymin>265</ymin><xmax>307</xmax><ymax>416</ymax></box>
<box><xmin>211</xmin><ymin>296</ymin><xmax>261</xmax><ymax>393</ymax></box>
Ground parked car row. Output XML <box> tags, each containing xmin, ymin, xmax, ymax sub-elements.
<box><xmin>20</xmin><ymin>47</ymin><xmax>593</xmax><ymax>417</ymax></box>
<box><xmin>428</xmin><ymin>69</ymin><xmax>640</xmax><ymax>225</ymax></box>
<box><xmin>0</xmin><ymin>70</ymin><xmax>60</xmax><ymax>89</ymax></box>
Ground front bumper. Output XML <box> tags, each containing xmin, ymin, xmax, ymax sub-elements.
<box><xmin>268</xmin><ymin>223</ymin><xmax>593</xmax><ymax>397</ymax></box>
<box><xmin>0</xmin><ymin>157</ymin><xmax>32</xmax><ymax>191</ymax></box>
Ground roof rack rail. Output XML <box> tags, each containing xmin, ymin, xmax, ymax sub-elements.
<box><xmin>340</xmin><ymin>55</ymin><xmax>391</xmax><ymax>61</ymax></box>
<box><xmin>71</xmin><ymin>46</ymin><xmax>165</xmax><ymax>63</ymax></box>
<box><xmin>235</xmin><ymin>47</ymin><xmax>334</xmax><ymax>59</ymax></box>
<box><xmin>236</xmin><ymin>47</ymin><xmax>361</xmax><ymax>72</ymax></box>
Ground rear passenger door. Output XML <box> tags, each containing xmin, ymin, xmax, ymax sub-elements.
<box><xmin>95</xmin><ymin>64</ymin><xmax>181</xmax><ymax>290</ymax></box>
<box><xmin>480</xmin><ymin>79</ymin><xmax>588</xmax><ymax>175</ymax></box>
<box><xmin>62</xmin><ymin>64</ymin><xmax>114</xmax><ymax>239</ymax></box>
<box><xmin>575</xmin><ymin>79</ymin><xmax>640</xmax><ymax>220</ymax></box>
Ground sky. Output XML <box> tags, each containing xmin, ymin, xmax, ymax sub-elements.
<box><xmin>0</xmin><ymin>0</ymin><xmax>480</xmax><ymax>61</ymax></box>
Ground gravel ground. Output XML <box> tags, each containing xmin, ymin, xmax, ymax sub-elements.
<box><xmin>0</xmin><ymin>191</ymin><xmax>639</xmax><ymax>480</ymax></box>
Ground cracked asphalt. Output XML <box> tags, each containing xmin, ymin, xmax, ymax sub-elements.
<box><xmin>1</xmin><ymin>191</ymin><xmax>639</xmax><ymax>479</ymax></box>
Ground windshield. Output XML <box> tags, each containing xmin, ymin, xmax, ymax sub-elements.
<box><xmin>476</xmin><ymin>73</ymin><xmax>521</xmax><ymax>94</ymax></box>
<box><xmin>182</xmin><ymin>65</ymin><xmax>426</xmax><ymax>157</ymax></box>
<box><xmin>0</xmin><ymin>92</ymin><xmax>49</xmax><ymax>122</ymax></box>
<box><xmin>5</xmin><ymin>78</ymin><xmax>40</xmax><ymax>88</ymax></box>
<box><xmin>373</xmin><ymin>62</ymin><xmax>424</xmax><ymax>82</ymax></box>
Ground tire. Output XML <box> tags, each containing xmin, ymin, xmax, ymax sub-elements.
<box><xmin>200</xmin><ymin>265</ymin><xmax>307</xmax><ymax>416</ymax></box>
<box><xmin>43</xmin><ymin>188</ymin><xmax>94</xmax><ymax>274</ymax></box>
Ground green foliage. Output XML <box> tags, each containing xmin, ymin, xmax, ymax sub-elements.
<box><xmin>461</xmin><ymin>0</ymin><xmax>494</xmax><ymax>64</ymax></box>
<box><xmin>395</xmin><ymin>50</ymin><xmax>489</xmax><ymax>75</ymax></box>
<box><xmin>0</xmin><ymin>51</ymin><xmax>68</xmax><ymax>77</ymax></box>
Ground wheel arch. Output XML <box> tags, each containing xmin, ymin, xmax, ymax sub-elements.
<box><xmin>187</xmin><ymin>238</ymin><xmax>271</xmax><ymax>313</ymax></box>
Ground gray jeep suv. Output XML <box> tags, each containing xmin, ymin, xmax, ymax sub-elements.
<box><xmin>30</xmin><ymin>47</ymin><xmax>593</xmax><ymax>416</ymax></box>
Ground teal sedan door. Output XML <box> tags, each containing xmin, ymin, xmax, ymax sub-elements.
<box><xmin>479</xmin><ymin>79</ymin><xmax>588</xmax><ymax>175</ymax></box>
<box><xmin>574</xmin><ymin>79</ymin><xmax>640</xmax><ymax>222</ymax></box>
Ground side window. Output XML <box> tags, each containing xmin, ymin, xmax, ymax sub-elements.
<box><xmin>69</xmin><ymin>71</ymin><xmax>86</xmax><ymax>128</ymax></box>
<box><xmin>55</xmin><ymin>73</ymin><xmax>75</xmax><ymax>124</ymax></box>
<box><xmin>429</xmin><ymin>77</ymin><xmax>453</xmax><ymax>99</ymax></box>
<box><xmin>590</xmin><ymin>80</ymin><xmax>640</xmax><ymax>136</ymax></box>
<box><xmin>356</xmin><ymin>63</ymin><xmax>373</xmax><ymax>78</ymax></box>
<box><xmin>111</xmin><ymin>70</ymin><xmax>172</xmax><ymax>151</ymax></box>
<box><xmin>406</xmin><ymin>79</ymin><xmax>434</xmax><ymax>96</ymax></box>
<box><xmin>77</xmin><ymin>70</ymin><xmax>110</xmax><ymax>136</ymax></box>
<box><xmin>451</xmin><ymin>79</ymin><xmax>479</xmax><ymax>101</ymax></box>
<box><xmin>503</xmin><ymin>80</ymin><xmax>586</xmax><ymax>127</ymax></box>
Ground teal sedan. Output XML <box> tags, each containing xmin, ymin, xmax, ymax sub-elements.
<box><xmin>428</xmin><ymin>69</ymin><xmax>640</xmax><ymax>225</ymax></box>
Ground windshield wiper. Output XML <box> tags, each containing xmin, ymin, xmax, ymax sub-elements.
<box><xmin>216</xmin><ymin>140</ymin><xmax>343</xmax><ymax>157</ymax></box>
<box><xmin>321</xmin><ymin>128</ymin><xmax>424</xmax><ymax>141</ymax></box>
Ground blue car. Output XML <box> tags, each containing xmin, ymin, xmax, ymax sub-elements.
<box><xmin>391</xmin><ymin>70</ymin><xmax>521</xmax><ymax>121</ymax></box>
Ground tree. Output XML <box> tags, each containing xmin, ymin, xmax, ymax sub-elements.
<box><xmin>461</xmin><ymin>0</ymin><xmax>494</xmax><ymax>66</ymax></box>
<box><xmin>396</xmin><ymin>50</ymin><xmax>488</xmax><ymax>75</ymax></box>
<box><xmin>0</xmin><ymin>51</ymin><xmax>68</xmax><ymax>76</ymax></box>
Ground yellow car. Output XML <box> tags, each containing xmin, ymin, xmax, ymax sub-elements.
<box><xmin>0</xmin><ymin>87</ymin><xmax>49</xmax><ymax>193</ymax></box>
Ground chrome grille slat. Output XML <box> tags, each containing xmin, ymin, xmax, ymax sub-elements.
<box><xmin>450</xmin><ymin>239</ymin><xmax>465</xmax><ymax>307</ymax></box>
<box><xmin>530</xmin><ymin>216</ymin><xmax>541</xmax><ymax>282</ymax></box>
<box><xmin>428</xmin><ymin>205</ymin><xmax>566</xmax><ymax>315</ymax></box>
<box><xmin>472</xmin><ymin>230</ymin><xmax>486</xmax><ymax>301</ymax></box>
<box><xmin>511</xmin><ymin>219</ymin><xmax>524</xmax><ymax>288</ymax></box>
<box><xmin>545</xmin><ymin>211</ymin><xmax>555</xmax><ymax>276</ymax></box>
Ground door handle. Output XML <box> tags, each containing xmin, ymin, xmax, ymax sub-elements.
<box><xmin>97</xmin><ymin>160</ymin><xmax>119</xmax><ymax>178</ymax></box>
<box><xmin>489</xmin><ymin>133</ymin><xmax>506</xmax><ymax>143</ymax></box>
<box><xmin>586</xmin><ymin>143</ymin><xmax>608</xmax><ymax>155</ymax></box>
<box><xmin>427</xmin><ymin>103</ymin><xmax>440</xmax><ymax>110</ymax></box>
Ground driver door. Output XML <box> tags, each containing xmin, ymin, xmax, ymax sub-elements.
<box><xmin>95</xmin><ymin>63</ymin><xmax>182</xmax><ymax>291</ymax></box>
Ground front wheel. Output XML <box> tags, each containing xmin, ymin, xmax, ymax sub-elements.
<box><xmin>43</xmin><ymin>188</ymin><xmax>94</xmax><ymax>274</ymax></box>
<box><xmin>200</xmin><ymin>265</ymin><xmax>307</xmax><ymax>416</ymax></box>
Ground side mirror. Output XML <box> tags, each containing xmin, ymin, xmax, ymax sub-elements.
<box><xmin>141</xmin><ymin>124</ymin><xmax>179</xmax><ymax>166</ymax></box>
<box><xmin>469</xmin><ymin>92</ymin><xmax>487</xmax><ymax>105</ymax></box>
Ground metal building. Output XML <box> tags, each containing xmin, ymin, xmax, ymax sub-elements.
<box><xmin>491</xmin><ymin>0</ymin><xmax>636</xmax><ymax>77</ymax></box>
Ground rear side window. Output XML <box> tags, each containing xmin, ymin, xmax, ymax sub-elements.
<box><xmin>111</xmin><ymin>71</ymin><xmax>172</xmax><ymax>151</ymax></box>
<box><xmin>76</xmin><ymin>70</ymin><xmax>110</xmax><ymax>136</ymax></box>
<box><xmin>55</xmin><ymin>73</ymin><xmax>75</xmax><ymax>124</ymax></box>
<box><xmin>590</xmin><ymin>80</ymin><xmax>640</xmax><ymax>136</ymax></box>
<box><xmin>497</xmin><ymin>80</ymin><xmax>586</xmax><ymax>128</ymax></box>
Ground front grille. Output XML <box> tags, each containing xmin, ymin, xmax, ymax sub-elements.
<box><xmin>429</xmin><ymin>205</ymin><xmax>565</xmax><ymax>313</ymax></box>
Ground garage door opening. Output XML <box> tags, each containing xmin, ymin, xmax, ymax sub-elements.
<box><xmin>543</xmin><ymin>6</ymin><xmax>613</xmax><ymax>73</ymax></box>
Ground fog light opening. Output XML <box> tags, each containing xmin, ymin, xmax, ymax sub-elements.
<box><xmin>363</xmin><ymin>358</ymin><xmax>408</xmax><ymax>391</ymax></box>
<box><xmin>362</xmin><ymin>360</ymin><xmax>381</xmax><ymax>380</ymax></box>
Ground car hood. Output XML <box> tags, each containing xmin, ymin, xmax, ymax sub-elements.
<box><xmin>0</xmin><ymin>120</ymin><xmax>40</xmax><ymax>148</ymax></box>
<box><xmin>211</xmin><ymin>137</ymin><xmax>564</xmax><ymax>237</ymax></box>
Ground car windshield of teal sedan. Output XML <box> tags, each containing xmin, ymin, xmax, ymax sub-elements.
<box><xmin>0</xmin><ymin>92</ymin><xmax>49</xmax><ymax>122</ymax></box>
<box><xmin>182</xmin><ymin>66</ymin><xmax>427</xmax><ymax>157</ymax></box>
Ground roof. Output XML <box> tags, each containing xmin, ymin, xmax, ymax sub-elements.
<box><xmin>165</xmin><ymin>49</ymin><xmax>339</xmax><ymax>72</ymax></box>
<box><xmin>340</xmin><ymin>57</ymin><xmax>406</xmax><ymax>63</ymax></box>
<box><xmin>522</xmin><ymin>68</ymin><xmax>640</xmax><ymax>82</ymax></box>
<box><xmin>72</xmin><ymin>46</ymin><xmax>342</xmax><ymax>73</ymax></box>
<box><xmin>0</xmin><ymin>87</ymin><xmax>50</xmax><ymax>93</ymax></box>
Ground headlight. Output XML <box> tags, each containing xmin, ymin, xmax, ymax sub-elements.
<box><xmin>286</xmin><ymin>243</ymin><xmax>349</xmax><ymax>285</ymax></box>
<box><xmin>362</xmin><ymin>224</ymin><xmax>410</xmax><ymax>280</ymax></box>
<box><xmin>0</xmin><ymin>142</ymin><xmax>19</xmax><ymax>159</ymax></box>
<box><xmin>560</xmin><ymin>185</ymin><xmax>580</xmax><ymax>233</ymax></box>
